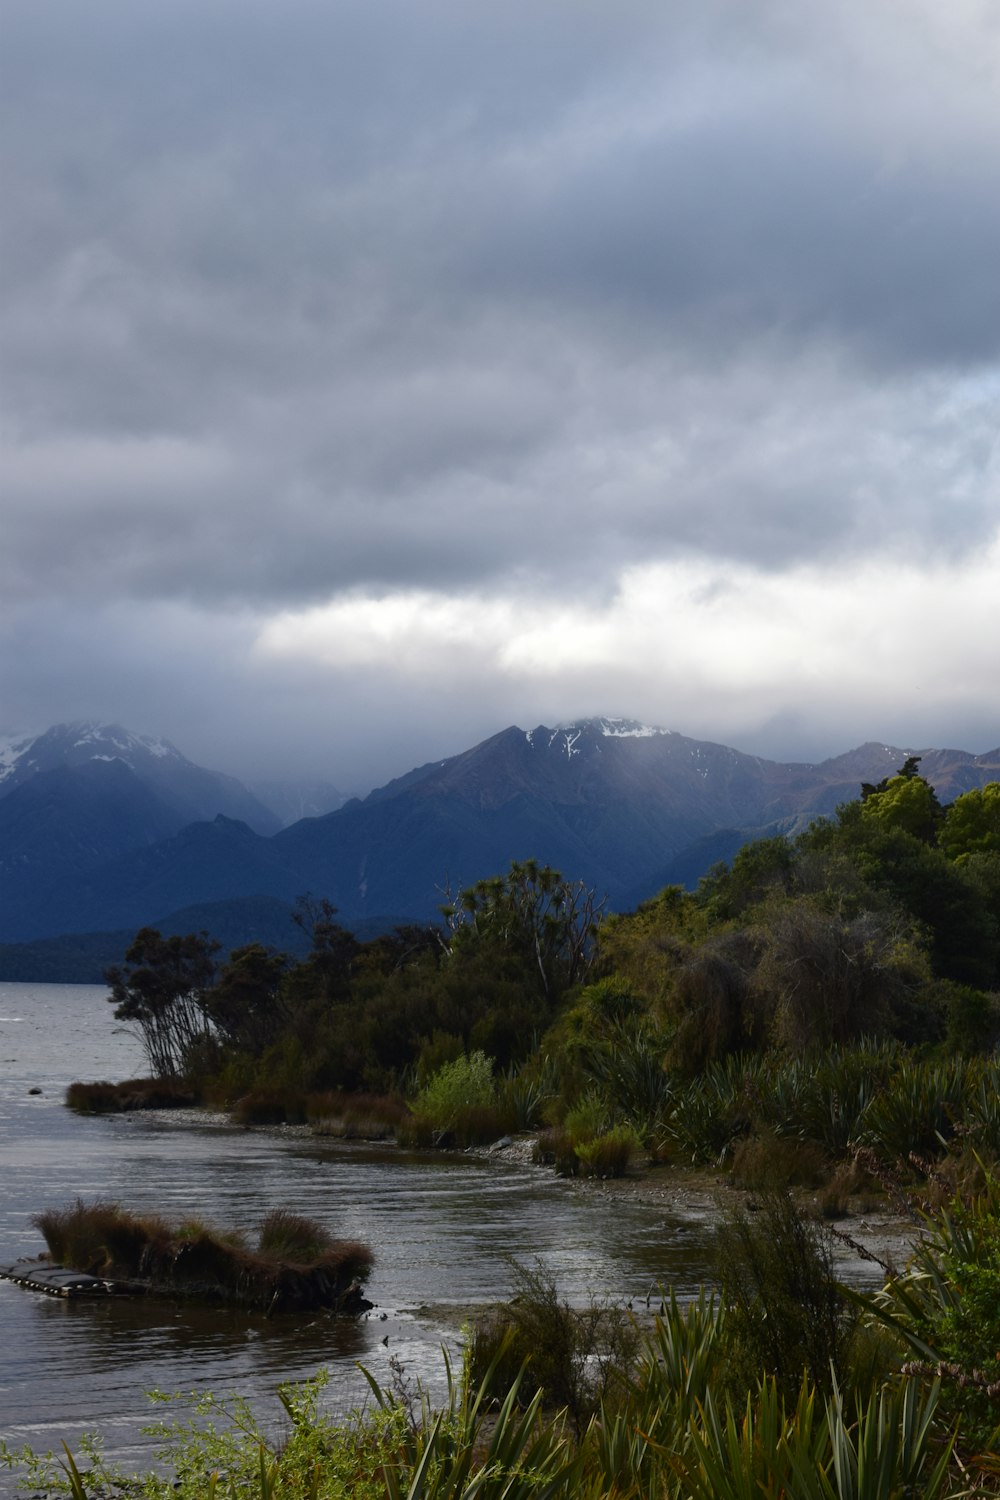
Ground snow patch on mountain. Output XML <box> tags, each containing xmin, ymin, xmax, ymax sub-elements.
<box><xmin>596</xmin><ymin>717</ymin><xmax>672</xmax><ymax>739</ymax></box>
<box><xmin>0</xmin><ymin>734</ymin><xmax>37</xmax><ymax>784</ymax></box>
<box><xmin>552</xmin><ymin>716</ymin><xmax>673</xmax><ymax>740</ymax></box>
<box><xmin>68</xmin><ymin>722</ymin><xmax>179</xmax><ymax>761</ymax></box>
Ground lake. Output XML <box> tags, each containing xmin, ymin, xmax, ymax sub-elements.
<box><xmin>0</xmin><ymin>982</ymin><xmax>718</xmax><ymax>1487</ymax></box>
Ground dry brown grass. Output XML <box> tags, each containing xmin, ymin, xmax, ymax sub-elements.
<box><xmin>730</xmin><ymin>1131</ymin><xmax>828</xmax><ymax>1191</ymax></box>
<box><xmin>64</xmin><ymin>1078</ymin><xmax>198</xmax><ymax>1113</ymax></box>
<box><xmin>306</xmin><ymin>1089</ymin><xmax>410</xmax><ymax>1139</ymax></box>
<box><xmin>31</xmin><ymin>1198</ymin><xmax>373</xmax><ymax>1312</ymax></box>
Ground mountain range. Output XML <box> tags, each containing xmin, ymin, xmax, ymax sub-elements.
<box><xmin>1</xmin><ymin>717</ymin><xmax>997</xmax><ymax>979</ymax></box>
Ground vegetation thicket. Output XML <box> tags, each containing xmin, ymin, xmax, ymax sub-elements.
<box><xmin>28</xmin><ymin>763</ymin><xmax>1000</xmax><ymax>1493</ymax></box>
<box><xmin>92</xmin><ymin>765</ymin><xmax>1000</xmax><ymax>1185</ymax></box>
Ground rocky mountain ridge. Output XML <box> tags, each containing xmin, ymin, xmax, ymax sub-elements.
<box><xmin>0</xmin><ymin>717</ymin><xmax>996</xmax><ymax>962</ymax></box>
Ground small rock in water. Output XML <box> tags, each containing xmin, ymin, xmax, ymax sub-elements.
<box><xmin>28</xmin><ymin>1087</ymin><xmax>42</xmax><ymax>1095</ymax></box>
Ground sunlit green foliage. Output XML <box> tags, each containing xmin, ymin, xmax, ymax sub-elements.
<box><xmin>940</xmin><ymin>783</ymin><xmax>1000</xmax><ymax>862</ymax></box>
<box><xmin>869</xmin><ymin>1167</ymin><xmax>1000</xmax><ymax>1451</ymax></box>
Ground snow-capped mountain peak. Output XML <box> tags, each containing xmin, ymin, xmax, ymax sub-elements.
<box><xmin>0</xmin><ymin>721</ymin><xmax>279</xmax><ymax>834</ymax></box>
<box><xmin>0</xmin><ymin>722</ymin><xmax>187</xmax><ymax>786</ymax></box>
<box><xmin>523</xmin><ymin>717</ymin><xmax>674</xmax><ymax>758</ymax></box>
<box><xmin>593</xmin><ymin>717</ymin><xmax>673</xmax><ymax>739</ymax></box>
<box><xmin>67</xmin><ymin>721</ymin><xmax>181</xmax><ymax>760</ymax></box>
<box><xmin>0</xmin><ymin>732</ymin><xmax>38</xmax><ymax>784</ymax></box>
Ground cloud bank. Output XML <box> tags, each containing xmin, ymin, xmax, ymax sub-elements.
<box><xmin>1</xmin><ymin>0</ymin><xmax>997</xmax><ymax>787</ymax></box>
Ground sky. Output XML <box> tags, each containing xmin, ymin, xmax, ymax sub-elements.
<box><xmin>2</xmin><ymin>0</ymin><xmax>998</xmax><ymax>794</ymax></box>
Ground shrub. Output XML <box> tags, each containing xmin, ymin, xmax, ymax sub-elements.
<box><xmin>231</xmin><ymin>1088</ymin><xmax>308</xmax><ymax>1126</ymax></box>
<box><xmin>6</xmin><ymin>1370</ymin><xmax>414</xmax><ymax>1500</ymax></box>
<box><xmin>406</xmin><ymin>1050</ymin><xmax>514</xmax><ymax>1146</ymax></box>
<box><xmin>465</xmin><ymin>1260</ymin><xmax>638</xmax><ymax>1433</ymax></box>
<box><xmin>714</xmin><ymin>1190</ymin><xmax>857</xmax><ymax>1400</ymax></box>
<box><xmin>945</xmin><ymin>982</ymin><xmax>1000</xmax><ymax>1054</ymax></box>
<box><xmin>64</xmin><ymin>1077</ymin><xmax>198</xmax><ymax>1114</ymax></box>
<box><xmin>574</xmin><ymin>1123</ymin><xmax>642</xmax><ymax>1178</ymax></box>
<box><xmin>729</xmin><ymin>1130</ymin><xmax>827</xmax><ymax>1191</ymax></box>
<box><xmin>868</xmin><ymin>1164</ymin><xmax>1000</xmax><ymax>1450</ymax></box>
<box><xmin>415</xmin><ymin>1050</ymin><xmax>495</xmax><ymax>1121</ymax></box>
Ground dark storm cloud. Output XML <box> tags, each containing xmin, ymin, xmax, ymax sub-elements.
<box><xmin>1</xmin><ymin>0</ymin><xmax>997</xmax><ymax>785</ymax></box>
<box><xmin>2</xmin><ymin>0</ymin><xmax>997</xmax><ymax>617</ymax></box>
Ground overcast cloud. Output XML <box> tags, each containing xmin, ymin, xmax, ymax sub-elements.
<box><xmin>1</xmin><ymin>0</ymin><xmax>998</xmax><ymax>790</ymax></box>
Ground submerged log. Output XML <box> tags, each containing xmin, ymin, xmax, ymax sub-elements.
<box><xmin>1</xmin><ymin>1252</ymin><xmax>374</xmax><ymax>1313</ymax></box>
<box><xmin>0</xmin><ymin>1256</ymin><xmax>136</xmax><ymax>1298</ymax></box>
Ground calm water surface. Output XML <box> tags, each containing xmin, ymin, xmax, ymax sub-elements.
<box><xmin>0</xmin><ymin>983</ymin><xmax>716</xmax><ymax>1486</ymax></box>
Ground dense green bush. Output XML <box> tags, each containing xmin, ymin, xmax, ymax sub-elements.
<box><xmin>399</xmin><ymin>1049</ymin><xmax>518</xmax><ymax>1147</ymax></box>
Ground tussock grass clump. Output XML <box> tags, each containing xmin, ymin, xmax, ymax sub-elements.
<box><xmin>65</xmin><ymin>1077</ymin><xmax>198</xmax><ymax>1114</ymax></box>
<box><xmin>32</xmin><ymin>1199</ymin><xmax>171</xmax><ymax>1274</ymax></box>
<box><xmin>30</xmin><ymin>1198</ymin><xmax>373</xmax><ymax>1313</ymax></box>
<box><xmin>730</xmin><ymin>1130</ymin><xmax>827</xmax><ymax>1190</ymax></box>
<box><xmin>467</xmin><ymin>1260</ymin><xmax>638</xmax><ymax>1433</ymax></box>
<box><xmin>231</xmin><ymin>1088</ymin><xmax>308</xmax><ymax>1126</ymax></box>
<box><xmin>257</xmin><ymin>1209</ymin><xmax>333</xmax><ymax>1262</ymax></box>
<box><xmin>397</xmin><ymin>1101</ymin><xmax>514</xmax><ymax>1149</ymax></box>
<box><xmin>533</xmin><ymin>1125</ymin><xmax>583</xmax><ymax>1176</ymax></box>
<box><xmin>573</xmin><ymin>1123</ymin><xmax>641</xmax><ymax>1178</ymax></box>
<box><xmin>817</xmin><ymin>1156</ymin><xmax>877</xmax><ymax>1218</ymax></box>
<box><xmin>715</xmin><ymin>1189</ymin><xmax>859</xmax><ymax>1400</ymax></box>
<box><xmin>306</xmin><ymin>1089</ymin><xmax>409</xmax><ymax>1139</ymax></box>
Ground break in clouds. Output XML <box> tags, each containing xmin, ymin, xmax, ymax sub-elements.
<box><xmin>1</xmin><ymin>0</ymin><xmax>998</xmax><ymax>788</ymax></box>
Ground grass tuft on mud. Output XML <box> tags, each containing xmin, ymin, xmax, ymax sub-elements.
<box><xmin>31</xmin><ymin>1199</ymin><xmax>372</xmax><ymax>1313</ymax></box>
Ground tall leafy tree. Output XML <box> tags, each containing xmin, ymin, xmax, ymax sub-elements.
<box><xmin>106</xmin><ymin>928</ymin><xmax>219</xmax><ymax>1079</ymax></box>
<box><xmin>441</xmin><ymin>859</ymin><xmax>605</xmax><ymax>1005</ymax></box>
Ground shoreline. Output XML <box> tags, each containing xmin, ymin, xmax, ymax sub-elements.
<box><xmin>477</xmin><ymin>1134</ymin><xmax>921</xmax><ymax>1282</ymax></box>
<box><xmin>102</xmin><ymin>1105</ymin><xmax>923</xmax><ymax>1288</ymax></box>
